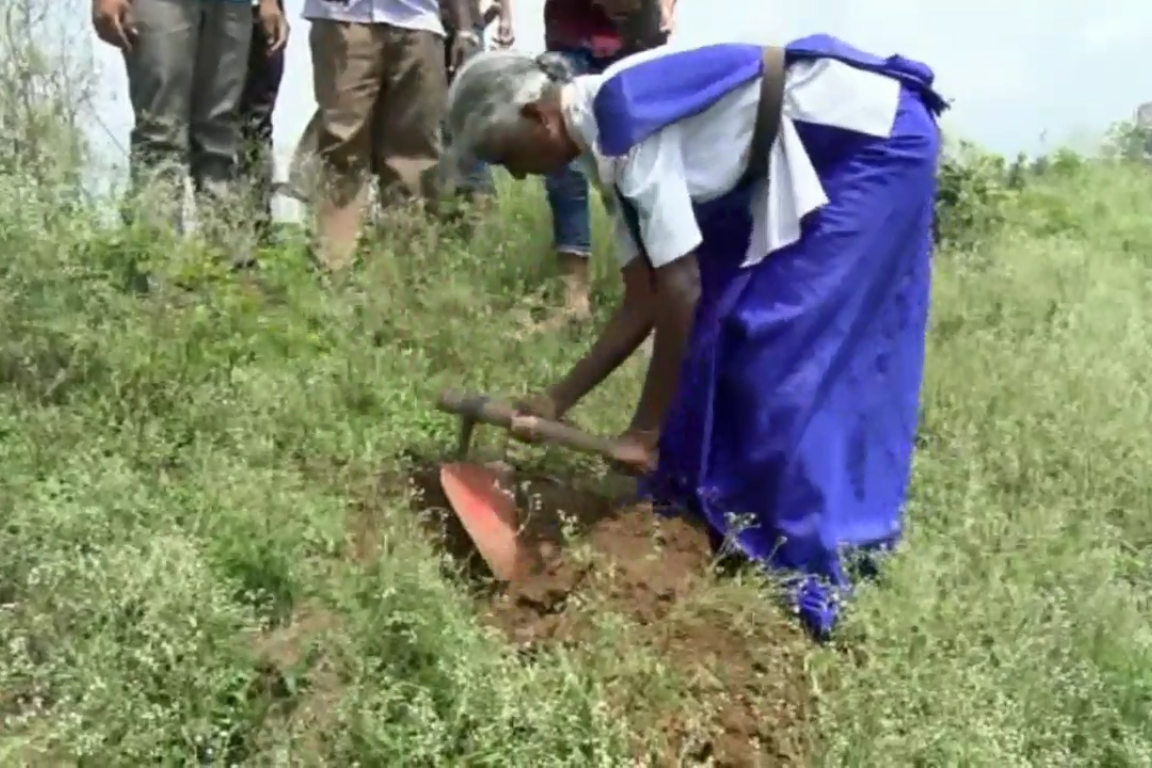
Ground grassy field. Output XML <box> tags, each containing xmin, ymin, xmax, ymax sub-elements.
<box><xmin>2</xmin><ymin>148</ymin><xmax>1151</xmax><ymax>765</ymax></box>
<box><xmin>3</xmin><ymin>24</ymin><xmax>1152</xmax><ymax>757</ymax></box>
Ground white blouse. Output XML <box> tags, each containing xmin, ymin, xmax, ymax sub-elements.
<box><xmin>559</xmin><ymin>46</ymin><xmax>903</xmax><ymax>269</ymax></box>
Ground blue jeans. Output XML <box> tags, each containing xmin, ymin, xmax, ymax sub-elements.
<box><xmin>545</xmin><ymin>47</ymin><xmax>620</xmax><ymax>255</ymax></box>
<box><xmin>442</xmin><ymin>28</ymin><xmax>495</xmax><ymax>194</ymax></box>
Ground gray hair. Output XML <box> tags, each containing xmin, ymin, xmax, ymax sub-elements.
<box><xmin>443</xmin><ymin>50</ymin><xmax>574</xmax><ymax>182</ymax></box>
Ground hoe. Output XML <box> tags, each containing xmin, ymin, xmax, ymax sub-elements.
<box><xmin>434</xmin><ymin>389</ymin><xmax>627</xmax><ymax>581</ymax></box>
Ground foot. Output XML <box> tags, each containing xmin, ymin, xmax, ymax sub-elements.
<box><xmin>557</xmin><ymin>251</ymin><xmax>592</xmax><ymax>319</ymax></box>
<box><xmin>563</xmin><ymin>282</ymin><xmax>591</xmax><ymax>318</ymax></box>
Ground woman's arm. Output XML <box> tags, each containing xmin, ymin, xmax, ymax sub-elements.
<box><xmin>546</xmin><ymin>258</ymin><xmax>656</xmax><ymax>415</ymax></box>
<box><xmin>536</xmin><ymin>119</ymin><xmax>699</xmax><ymax>430</ymax></box>
<box><xmin>608</xmin><ymin>124</ymin><xmax>702</xmax><ymax>433</ymax></box>
<box><xmin>628</xmin><ymin>253</ymin><xmax>699</xmax><ymax>433</ymax></box>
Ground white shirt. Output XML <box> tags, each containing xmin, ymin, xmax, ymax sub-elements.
<box><xmin>560</xmin><ymin>46</ymin><xmax>902</xmax><ymax>269</ymax></box>
<box><xmin>302</xmin><ymin>0</ymin><xmax>445</xmax><ymax>36</ymax></box>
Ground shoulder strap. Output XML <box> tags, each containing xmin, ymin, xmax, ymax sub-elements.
<box><xmin>744</xmin><ymin>46</ymin><xmax>786</xmax><ymax>183</ymax></box>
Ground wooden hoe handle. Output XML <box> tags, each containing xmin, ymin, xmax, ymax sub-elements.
<box><xmin>436</xmin><ymin>389</ymin><xmax>620</xmax><ymax>459</ymax></box>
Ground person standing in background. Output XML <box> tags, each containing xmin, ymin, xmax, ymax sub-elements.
<box><xmin>599</xmin><ymin>0</ymin><xmax>671</xmax><ymax>52</ymax></box>
<box><xmin>238</xmin><ymin>0</ymin><xmax>288</xmax><ymax>249</ymax></box>
<box><xmin>303</xmin><ymin>0</ymin><xmax>478</xmax><ymax>271</ymax></box>
<box><xmin>91</xmin><ymin>0</ymin><xmax>287</xmax><ymax>233</ymax></box>
<box><xmin>541</xmin><ymin>0</ymin><xmax>671</xmax><ymax>318</ymax></box>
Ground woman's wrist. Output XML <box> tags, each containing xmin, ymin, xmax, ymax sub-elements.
<box><xmin>623</xmin><ymin>424</ymin><xmax>660</xmax><ymax>451</ymax></box>
<box><xmin>545</xmin><ymin>383</ymin><xmax>578</xmax><ymax>418</ymax></box>
<box><xmin>626</xmin><ymin>411</ymin><xmax>661</xmax><ymax>436</ymax></box>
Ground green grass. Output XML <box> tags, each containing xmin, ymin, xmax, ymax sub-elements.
<box><xmin>816</xmin><ymin>161</ymin><xmax>1152</xmax><ymax>765</ymax></box>
<box><xmin>1</xmin><ymin>148</ymin><xmax>1151</xmax><ymax>765</ymax></box>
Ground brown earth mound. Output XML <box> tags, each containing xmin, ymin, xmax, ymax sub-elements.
<box><xmin>410</xmin><ymin>464</ymin><xmax>813</xmax><ymax>766</ymax></box>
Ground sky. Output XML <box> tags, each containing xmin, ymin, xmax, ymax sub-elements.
<box><xmin>78</xmin><ymin>0</ymin><xmax>1152</xmax><ymax>182</ymax></box>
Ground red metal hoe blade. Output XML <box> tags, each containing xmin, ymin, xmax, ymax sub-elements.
<box><xmin>439</xmin><ymin>462</ymin><xmax>523</xmax><ymax>581</ymax></box>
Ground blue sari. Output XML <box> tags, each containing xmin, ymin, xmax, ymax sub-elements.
<box><xmin>593</xmin><ymin>36</ymin><xmax>945</xmax><ymax>638</ymax></box>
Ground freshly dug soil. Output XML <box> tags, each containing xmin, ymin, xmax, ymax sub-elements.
<box><xmin>409</xmin><ymin>464</ymin><xmax>812</xmax><ymax>766</ymax></box>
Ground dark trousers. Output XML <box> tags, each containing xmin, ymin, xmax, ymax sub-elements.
<box><xmin>238</xmin><ymin>0</ymin><xmax>285</xmax><ymax>241</ymax></box>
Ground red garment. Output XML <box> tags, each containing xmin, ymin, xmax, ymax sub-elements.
<box><xmin>543</xmin><ymin>0</ymin><xmax>622</xmax><ymax>58</ymax></box>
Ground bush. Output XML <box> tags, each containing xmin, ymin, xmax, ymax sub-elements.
<box><xmin>934</xmin><ymin>140</ymin><xmax>1017</xmax><ymax>248</ymax></box>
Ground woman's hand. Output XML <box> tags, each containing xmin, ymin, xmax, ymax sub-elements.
<box><xmin>514</xmin><ymin>392</ymin><xmax>558</xmax><ymax>420</ymax></box>
<box><xmin>609</xmin><ymin>429</ymin><xmax>659</xmax><ymax>475</ymax></box>
<box><xmin>509</xmin><ymin>392</ymin><xmax>559</xmax><ymax>443</ymax></box>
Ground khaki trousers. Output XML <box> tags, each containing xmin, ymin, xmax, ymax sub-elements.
<box><xmin>308</xmin><ymin>19</ymin><xmax>447</xmax><ymax>269</ymax></box>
